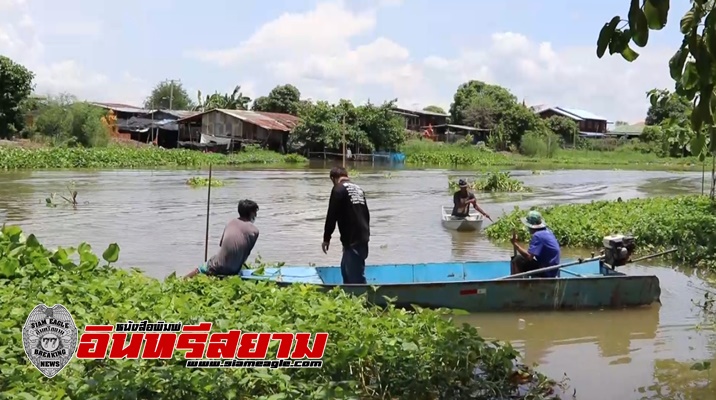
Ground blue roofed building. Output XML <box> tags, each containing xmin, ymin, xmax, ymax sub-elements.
<box><xmin>533</xmin><ymin>105</ymin><xmax>609</xmax><ymax>138</ymax></box>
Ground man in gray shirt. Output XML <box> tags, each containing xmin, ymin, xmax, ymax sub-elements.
<box><xmin>185</xmin><ymin>199</ymin><xmax>260</xmax><ymax>278</ymax></box>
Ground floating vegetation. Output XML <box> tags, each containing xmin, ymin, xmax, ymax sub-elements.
<box><xmin>45</xmin><ymin>181</ymin><xmax>79</xmax><ymax>207</ymax></box>
<box><xmin>186</xmin><ymin>176</ymin><xmax>225</xmax><ymax>187</ymax></box>
<box><xmin>449</xmin><ymin>171</ymin><xmax>530</xmax><ymax>193</ymax></box>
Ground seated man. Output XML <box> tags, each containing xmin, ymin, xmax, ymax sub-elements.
<box><xmin>185</xmin><ymin>199</ymin><xmax>260</xmax><ymax>278</ymax></box>
<box><xmin>452</xmin><ymin>179</ymin><xmax>492</xmax><ymax>221</ymax></box>
<box><xmin>510</xmin><ymin>210</ymin><xmax>561</xmax><ymax>278</ymax></box>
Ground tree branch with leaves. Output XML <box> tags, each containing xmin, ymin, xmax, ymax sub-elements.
<box><xmin>597</xmin><ymin>0</ymin><xmax>716</xmax><ymax>197</ymax></box>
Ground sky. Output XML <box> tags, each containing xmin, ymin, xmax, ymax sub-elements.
<box><xmin>0</xmin><ymin>0</ymin><xmax>691</xmax><ymax>122</ymax></box>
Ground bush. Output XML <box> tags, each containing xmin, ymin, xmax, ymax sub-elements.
<box><xmin>519</xmin><ymin>130</ymin><xmax>560</xmax><ymax>158</ymax></box>
<box><xmin>31</xmin><ymin>95</ymin><xmax>111</xmax><ymax>147</ymax></box>
<box><xmin>485</xmin><ymin>195</ymin><xmax>716</xmax><ymax>271</ymax></box>
<box><xmin>0</xmin><ymin>225</ymin><xmax>559</xmax><ymax>399</ymax></box>
<box><xmin>401</xmin><ymin>139</ymin><xmax>513</xmax><ymax>167</ymax></box>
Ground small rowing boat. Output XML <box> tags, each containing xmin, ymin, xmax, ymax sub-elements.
<box><xmin>440</xmin><ymin>205</ymin><xmax>484</xmax><ymax>232</ymax></box>
<box><xmin>239</xmin><ymin>236</ymin><xmax>670</xmax><ymax>312</ymax></box>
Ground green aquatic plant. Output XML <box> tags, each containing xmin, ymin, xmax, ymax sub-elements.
<box><xmin>0</xmin><ymin>145</ymin><xmax>307</xmax><ymax>170</ymax></box>
<box><xmin>485</xmin><ymin>195</ymin><xmax>716</xmax><ymax>271</ymax></box>
<box><xmin>0</xmin><ymin>225</ymin><xmax>561</xmax><ymax>399</ymax></box>
<box><xmin>449</xmin><ymin>171</ymin><xmax>530</xmax><ymax>193</ymax></box>
<box><xmin>45</xmin><ymin>181</ymin><xmax>79</xmax><ymax>207</ymax></box>
<box><xmin>185</xmin><ymin>176</ymin><xmax>225</xmax><ymax>187</ymax></box>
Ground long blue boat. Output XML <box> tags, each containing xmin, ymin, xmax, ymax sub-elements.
<box><xmin>239</xmin><ymin>258</ymin><xmax>661</xmax><ymax>312</ymax></box>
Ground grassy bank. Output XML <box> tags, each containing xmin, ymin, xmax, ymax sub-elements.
<box><xmin>0</xmin><ymin>145</ymin><xmax>307</xmax><ymax>169</ymax></box>
<box><xmin>401</xmin><ymin>140</ymin><xmax>701</xmax><ymax>171</ymax></box>
<box><xmin>485</xmin><ymin>195</ymin><xmax>716</xmax><ymax>271</ymax></box>
<box><xmin>0</xmin><ymin>225</ymin><xmax>559</xmax><ymax>399</ymax></box>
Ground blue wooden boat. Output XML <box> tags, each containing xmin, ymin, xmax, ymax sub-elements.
<box><xmin>239</xmin><ymin>258</ymin><xmax>661</xmax><ymax>312</ymax></box>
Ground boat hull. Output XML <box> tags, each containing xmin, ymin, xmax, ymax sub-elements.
<box><xmin>441</xmin><ymin>206</ymin><xmax>483</xmax><ymax>232</ymax></box>
<box><xmin>332</xmin><ymin>275</ymin><xmax>661</xmax><ymax>312</ymax></box>
<box><xmin>240</xmin><ymin>261</ymin><xmax>661</xmax><ymax>312</ymax></box>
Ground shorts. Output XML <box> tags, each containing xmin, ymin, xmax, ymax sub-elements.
<box><xmin>197</xmin><ymin>262</ymin><xmax>242</xmax><ymax>277</ymax></box>
<box><xmin>512</xmin><ymin>253</ymin><xmax>557</xmax><ymax>278</ymax></box>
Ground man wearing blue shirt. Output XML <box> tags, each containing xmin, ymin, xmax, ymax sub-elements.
<box><xmin>510</xmin><ymin>210</ymin><xmax>561</xmax><ymax>278</ymax></box>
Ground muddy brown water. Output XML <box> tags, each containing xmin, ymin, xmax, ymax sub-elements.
<box><xmin>1</xmin><ymin>165</ymin><xmax>715</xmax><ymax>399</ymax></box>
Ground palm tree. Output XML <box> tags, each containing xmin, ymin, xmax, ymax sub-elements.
<box><xmin>194</xmin><ymin>85</ymin><xmax>251</xmax><ymax>112</ymax></box>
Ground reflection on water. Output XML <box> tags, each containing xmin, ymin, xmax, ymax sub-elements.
<box><xmin>0</xmin><ymin>167</ymin><xmax>713</xmax><ymax>399</ymax></box>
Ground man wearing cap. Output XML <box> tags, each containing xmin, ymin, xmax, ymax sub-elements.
<box><xmin>510</xmin><ymin>210</ymin><xmax>561</xmax><ymax>278</ymax></box>
<box><xmin>452</xmin><ymin>179</ymin><xmax>492</xmax><ymax>221</ymax></box>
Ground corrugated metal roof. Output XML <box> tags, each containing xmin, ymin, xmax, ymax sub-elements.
<box><xmin>91</xmin><ymin>102</ymin><xmax>153</xmax><ymax>114</ymax></box>
<box><xmin>218</xmin><ymin>109</ymin><xmax>296</xmax><ymax>131</ymax></box>
<box><xmin>255</xmin><ymin>111</ymin><xmax>300</xmax><ymax>129</ymax></box>
<box><xmin>578</xmin><ymin>131</ymin><xmax>607</xmax><ymax>138</ymax></box>
<box><xmin>538</xmin><ymin>107</ymin><xmax>584</xmax><ymax>121</ymax></box>
<box><xmin>608</xmin><ymin>122</ymin><xmax>644</xmax><ymax>134</ymax></box>
<box><xmin>152</xmin><ymin>109</ymin><xmax>201</xmax><ymax>119</ymax></box>
<box><xmin>557</xmin><ymin>107</ymin><xmax>606</xmax><ymax>121</ymax></box>
<box><xmin>392</xmin><ymin>107</ymin><xmax>448</xmax><ymax>117</ymax></box>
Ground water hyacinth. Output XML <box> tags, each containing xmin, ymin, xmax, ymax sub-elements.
<box><xmin>0</xmin><ymin>225</ymin><xmax>561</xmax><ymax>399</ymax></box>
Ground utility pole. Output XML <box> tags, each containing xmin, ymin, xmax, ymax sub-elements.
<box><xmin>167</xmin><ymin>79</ymin><xmax>180</xmax><ymax>110</ymax></box>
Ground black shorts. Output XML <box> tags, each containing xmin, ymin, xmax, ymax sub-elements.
<box><xmin>512</xmin><ymin>253</ymin><xmax>552</xmax><ymax>278</ymax></box>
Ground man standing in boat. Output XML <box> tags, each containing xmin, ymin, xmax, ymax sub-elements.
<box><xmin>184</xmin><ymin>199</ymin><xmax>260</xmax><ymax>278</ymax></box>
<box><xmin>510</xmin><ymin>210</ymin><xmax>561</xmax><ymax>278</ymax></box>
<box><xmin>452</xmin><ymin>179</ymin><xmax>492</xmax><ymax>221</ymax></box>
<box><xmin>322</xmin><ymin>166</ymin><xmax>370</xmax><ymax>284</ymax></box>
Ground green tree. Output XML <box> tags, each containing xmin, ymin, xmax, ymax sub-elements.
<box><xmin>291</xmin><ymin>101</ymin><xmax>344</xmax><ymax>151</ymax></box>
<box><xmin>546</xmin><ymin>115</ymin><xmax>580</xmax><ymax>144</ymax></box>
<box><xmin>355</xmin><ymin>100</ymin><xmax>406</xmax><ymax>151</ymax></box>
<box><xmin>645</xmin><ymin>89</ymin><xmax>692</xmax><ymax>126</ymax></box>
<box><xmin>195</xmin><ymin>85</ymin><xmax>251</xmax><ymax>111</ymax></box>
<box><xmin>144</xmin><ymin>80</ymin><xmax>194</xmax><ymax>110</ymax></box>
<box><xmin>499</xmin><ymin>104</ymin><xmax>546</xmax><ymax>145</ymax></box>
<box><xmin>0</xmin><ymin>56</ymin><xmax>35</xmax><ymax>139</ymax></box>
<box><xmin>251</xmin><ymin>84</ymin><xmax>302</xmax><ymax>115</ymax></box>
<box><xmin>449</xmin><ymin>80</ymin><xmax>518</xmax><ymax>126</ymax></box>
<box><xmin>33</xmin><ymin>94</ymin><xmax>111</xmax><ymax>147</ymax></box>
<box><xmin>462</xmin><ymin>95</ymin><xmax>500</xmax><ymax>130</ymax></box>
<box><xmin>290</xmin><ymin>98</ymin><xmax>404</xmax><ymax>153</ymax></box>
<box><xmin>423</xmin><ymin>105</ymin><xmax>447</xmax><ymax>114</ymax></box>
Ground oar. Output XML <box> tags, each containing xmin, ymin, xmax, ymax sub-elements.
<box><xmin>493</xmin><ymin>248</ymin><xmax>678</xmax><ymax>280</ymax></box>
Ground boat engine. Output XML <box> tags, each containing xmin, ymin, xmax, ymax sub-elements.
<box><xmin>603</xmin><ymin>234</ymin><xmax>636</xmax><ymax>267</ymax></box>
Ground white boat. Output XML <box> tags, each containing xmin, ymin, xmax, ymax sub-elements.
<box><xmin>440</xmin><ymin>206</ymin><xmax>484</xmax><ymax>232</ymax></box>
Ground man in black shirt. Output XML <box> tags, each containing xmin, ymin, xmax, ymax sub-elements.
<box><xmin>322</xmin><ymin>167</ymin><xmax>370</xmax><ymax>284</ymax></box>
<box><xmin>452</xmin><ymin>179</ymin><xmax>492</xmax><ymax>221</ymax></box>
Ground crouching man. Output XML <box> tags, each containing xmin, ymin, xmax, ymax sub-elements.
<box><xmin>185</xmin><ymin>199</ymin><xmax>260</xmax><ymax>278</ymax></box>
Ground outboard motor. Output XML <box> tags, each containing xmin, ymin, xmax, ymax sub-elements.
<box><xmin>603</xmin><ymin>234</ymin><xmax>636</xmax><ymax>268</ymax></box>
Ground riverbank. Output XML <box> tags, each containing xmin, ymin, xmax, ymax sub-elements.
<box><xmin>0</xmin><ymin>225</ymin><xmax>559</xmax><ymax>399</ymax></box>
<box><xmin>401</xmin><ymin>140</ymin><xmax>702</xmax><ymax>171</ymax></box>
<box><xmin>0</xmin><ymin>139</ymin><xmax>704</xmax><ymax>171</ymax></box>
<box><xmin>485</xmin><ymin>195</ymin><xmax>716</xmax><ymax>271</ymax></box>
<box><xmin>0</xmin><ymin>145</ymin><xmax>306</xmax><ymax>169</ymax></box>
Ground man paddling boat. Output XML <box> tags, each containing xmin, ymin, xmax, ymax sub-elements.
<box><xmin>185</xmin><ymin>199</ymin><xmax>260</xmax><ymax>278</ymax></box>
<box><xmin>510</xmin><ymin>210</ymin><xmax>561</xmax><ymax>278</ymax></box>
<box><xmin>452</xmin><ymin>179</ymin><xmax>492</xmax><ymax>221</ymax></box>
<box><xmin>322</xmin><ymin>167</ymin><xmax>370</xmax><ymax>284</ymax></box>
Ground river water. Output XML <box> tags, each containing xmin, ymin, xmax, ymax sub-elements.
<box><xmin>1</xmin><ymin>165</ymin><xmax>715</xmax><ymax>399</ymax></box>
